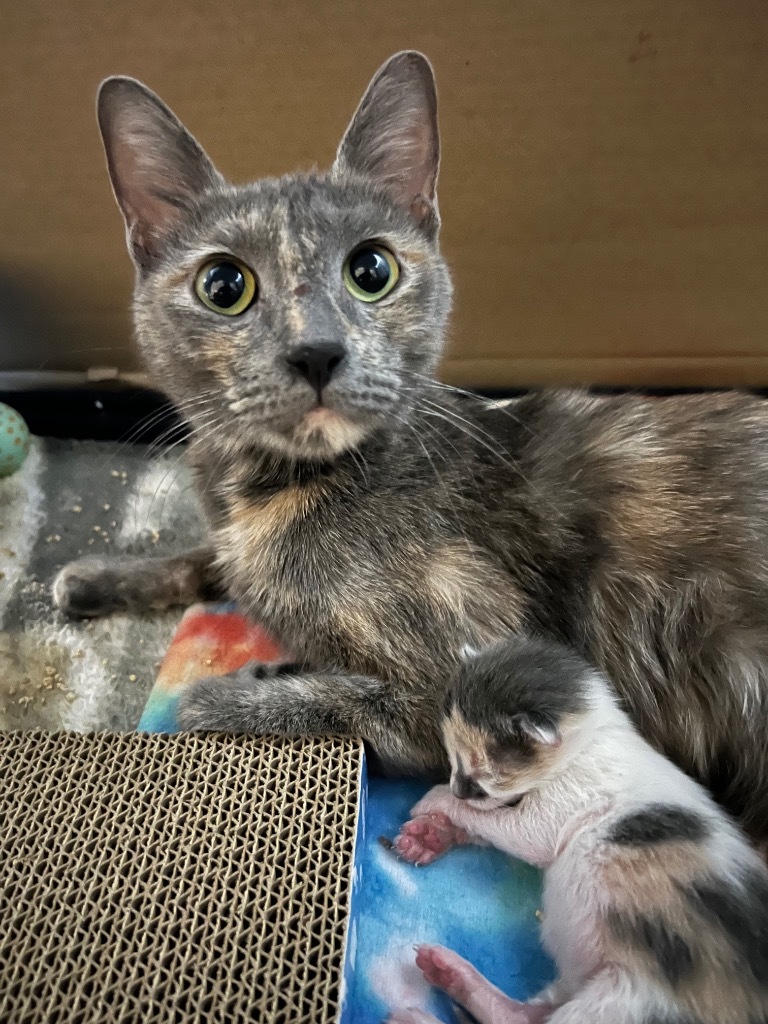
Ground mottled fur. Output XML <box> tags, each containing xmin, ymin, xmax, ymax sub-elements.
<box><xmin>392</xmin><ymin>638</ymin><xmax>768</xmax><ymax>1024</ymax></box>
<box><xmin>54</xmin><ymin>53</ymin><xmax>768</xmax><ymax>829</ymax></box>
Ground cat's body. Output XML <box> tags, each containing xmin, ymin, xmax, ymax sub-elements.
<box><xmin>392</xmin><ymin>638</ymin><xmax>768</xmax><ymax>1024</ymax></box>
<box><xmin>54</xmin><ymin>53</ymin><xmax>768</xmax><ymax>836</ymax></box>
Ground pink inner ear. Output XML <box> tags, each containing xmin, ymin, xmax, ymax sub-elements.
<box><xmin>99</xmin><ymin>79</ymin><xmax>222</xmax><ymax>264</ymax></box>
<box><xmin>109</xmin><ymin>136</ymin><xmax>191</xmax><ymax>253</ymax></box>
<box><xmin>122</xmin><ymin>189</ymin><xmax>182</xmax><ymax>250</ymax></box>
<box><xmin>333</xmin><ymin>52</ymin><xmax>439</xmax><ymax>227</ymax></box>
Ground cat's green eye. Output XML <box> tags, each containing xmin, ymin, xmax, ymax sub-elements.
<box><xmin>343</xmin><ymin>244</ymin><xmax>399</xmax><ymax>302</ymax></box>
<box><xmin>195</xmin><ymin>258</ymin><xmax>257</xmax><ymax>316</ymax></box>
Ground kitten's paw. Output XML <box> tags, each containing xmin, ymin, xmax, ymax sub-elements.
<box><xmin>394</xmin><ymin>813</ymin><xmax>467</xmax><ymax>865</ymax></box>
<box><xmin>385</xmin><ymin>1011</ymin><xmax>441</xmax><ymax>1024</ymax></box>
<box><xmin>415</xmin><ymin>946</ymin><xmax>534</xmax><ymax>1021</ymax></box>
<box><xmin>415</xmin><ymin>945</ymin><xmax>475</xmax><ymax>1003</ymax></box>
<box><xmin>53</xmin><ymin>558</ymin><xmax>129</xmax><ymax>618</ymax></box>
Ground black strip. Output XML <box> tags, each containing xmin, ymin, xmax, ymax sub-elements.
<box><xmin>1</xmin><ymin>385</ymin><xmax>766</xmax><ymax>445</ymax></box>
<box><xmin>0</xmin><ymin>387</ymin><xmax>187</xmax><ymax>444</ymax></box>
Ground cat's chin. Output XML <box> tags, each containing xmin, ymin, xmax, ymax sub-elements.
<box><xmin>263</xmin><ymin>408</ymin><xmax>370</xmax><ymax>462</ymax></box>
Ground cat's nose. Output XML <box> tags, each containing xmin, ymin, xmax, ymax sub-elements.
<box><xmin>285</xmin><ymin>342</ymin><xmax>347</xmax><ymax>392</ymax></box>
<box><xmin>451</xmin><ymin>772</ymin><xmax>487</xmax><ymax>801</ymax></box>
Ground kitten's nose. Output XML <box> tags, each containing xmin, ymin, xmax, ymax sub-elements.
<box><xmin>285</xmin><ymin>342</ymin><xmax>347</xmax><ymax>393</ymax></box>
<box><xmin>451</xmin><ymin>772</ymin><xmax>487</xmax><ymax>801</ymax></box>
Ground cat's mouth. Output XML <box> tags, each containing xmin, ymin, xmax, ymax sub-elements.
<box><xmin>283</xmin><ymin>406</ymin><xmax>369</xmax><ymax>460</ymax></box>
<box><xmin>219</xmin><ymin>391</ymin><xmax>382</xmax><ymax>461</ymax></box>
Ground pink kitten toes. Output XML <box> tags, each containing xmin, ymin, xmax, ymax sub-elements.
<box><xmin>394</xmin><ymin>813</ymin><xmax>465</xmax><ymax>865</ymax></box>
<box><xmin>411</xmin><ymin>946</ymin><xmax>543</xmax><ymax>1024</ymax></box>
<box><xmin>414</xmin><ymin>944</ymin><xmax>478</xmax><ymax>1004</ymax></box>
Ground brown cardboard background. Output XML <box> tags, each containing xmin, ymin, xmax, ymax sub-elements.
<box><xmin>2</xmin><ymin>0</ymin><xmax>768</xmax><ymax>388</ymax></box>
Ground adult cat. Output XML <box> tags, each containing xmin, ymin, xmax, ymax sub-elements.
<box><xmin>55</xmin><ymin>52</ymin><xmax>768</xmax><ymax>839</ymax></box>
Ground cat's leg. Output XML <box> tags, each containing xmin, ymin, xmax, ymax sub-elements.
<box><xmin>53</xmin><ymin>546</ymin><xmax>221</xmax><ymax>618</ymax></box>
<box><xmin>399</xmin><ymin>783</ymin><xmax>558</xmax><ymax>867</ymax></box>
<box><xmin>176</xmin><ymin>663</ymin><xmax>444</xmax><ymax>773</ymax></box>
<box><xmin>414</xmin><ymin>945</ymin><xmax>551</xmax><ymax>1023</ymax></box>
<box><xmin>409</xmin><ymin>784</ymin><xmax>466</xmax><ymax>817</ymax></box>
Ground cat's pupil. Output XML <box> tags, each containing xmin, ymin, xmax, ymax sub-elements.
<box><xmin>350</xmin><ymin>249</ymin><xmax>390</xmax><ymax>293</ymax></box>
<box><xmin>203</xmin><ymin>263</ymin><xmax>245</xmax><ymax>308</ymax></box>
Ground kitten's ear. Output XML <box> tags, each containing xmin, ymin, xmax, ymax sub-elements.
<box><xmin>333</xmin><ymin>51</ymin><xmax>440</xmax><ymax>233</ymax></box>
<box><xmin>97</xmin><ymin>77</ymin><xmax>223</xmax><ymax>268</ymax></box>
<box><xmin>508</xmin><ymin>712</ymin><xmax>561</xmax><ymax>747</ymax></box>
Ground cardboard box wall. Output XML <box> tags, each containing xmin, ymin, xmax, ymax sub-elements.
<box><xmin>2</xmin><ymin>0</ymin><xmax>768</xmax><ymax>390</ymax></box>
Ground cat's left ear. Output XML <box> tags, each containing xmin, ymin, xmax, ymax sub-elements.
<box><xmin>97</xmin><ymin>77</ymin><xmax>223</xmax><ymax>269</ymax></box>
<box><xmin>507</xmin><ymin>712</ymin><xmax>561</xmax><ymax>747</ymax></box>
<box><xmin>333</xmin><ymin>51</ymin><xmax>440</xmax><ymax>234</ymax></box>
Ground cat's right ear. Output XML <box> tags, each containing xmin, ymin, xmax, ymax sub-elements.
<box><xmin>97</xmin><ymin>77</ymin><xmax>222</xmax><ymax>269</ymax></box>
<box><xmin>333</xmin><ymin>51</ymin><xmax>440</xmax><ymax>235</ymax></box>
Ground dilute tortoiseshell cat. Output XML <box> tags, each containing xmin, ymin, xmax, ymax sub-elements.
<box><xmin>54</xmin><ymin>51</ymin><xmax>768</xmax><ymax>840</ymax></box>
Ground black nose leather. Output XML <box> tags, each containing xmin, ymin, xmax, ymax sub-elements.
<box><xmin>451</xmin><ymin>772</ymin><xmax>487</xmax><ymax>801</ymax></box>
<box><xmin>285</xmin><ymin>342</ymin><xmax>346</xmax><ymax>392</ymax></box>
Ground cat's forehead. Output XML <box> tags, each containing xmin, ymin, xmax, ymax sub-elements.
<box><xmin>183</xmin><ymin>173</ymin><xmax>427</xmax><ymax>265</ymax></box>
<box><xmin>443</xmin><ymin>706</ymin><xmax>492</xmax><ymax>756</ymax></box>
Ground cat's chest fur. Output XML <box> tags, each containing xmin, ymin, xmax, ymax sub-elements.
<box><xmin>212</xmin><ymin>474</ymin><xmax>524</xmax><ymax>679</ymax></box>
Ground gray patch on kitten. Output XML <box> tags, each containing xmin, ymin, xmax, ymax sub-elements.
<box><xmin>682</xmin><ymin>871</ymin><xmax>768</xmax><ymax>988</ymax></box>
<box><xmin>608</xmin><ymin>805</ymin><xmax>710</xmax><ymax>847</ymax></box>
<box><xmin>606</xmin><ymin>910</ymin><xmax>696</xmax><ymax>987</ymax></box>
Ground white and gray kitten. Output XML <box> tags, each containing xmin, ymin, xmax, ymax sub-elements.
<box><xmin>391</xmin><ymin>636</ymin><xmax>768</xmax><ymax>1024</ymax></box>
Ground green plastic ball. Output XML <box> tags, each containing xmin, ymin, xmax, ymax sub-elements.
<box><xmin>0</xmin><ymin>403</ymin><xmax>31</xmax><ymax>477</ymax></box>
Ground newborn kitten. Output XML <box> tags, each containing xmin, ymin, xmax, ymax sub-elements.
<box><xmin>391</xmin><ymin>637</ymin><xmax>768</xmax><ymax>1024</ymax></box>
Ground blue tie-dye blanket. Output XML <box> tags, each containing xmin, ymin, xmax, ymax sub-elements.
<box><xmin>138</xmin><ymin>603</ymin><xmax>555</xmax><ymax>1022</ymax></box>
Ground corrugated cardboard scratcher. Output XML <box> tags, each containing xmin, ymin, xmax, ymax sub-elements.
<box><xmin>0</xmin><ymin>731</ymin><xmax>364</xmax><ymax>1023</ymax></box>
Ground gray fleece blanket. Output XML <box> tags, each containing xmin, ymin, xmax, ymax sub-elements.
<box><xmin>0</xmin><ymin>437</ymin><xmax>205</xmax><ymax>731</ymax></box>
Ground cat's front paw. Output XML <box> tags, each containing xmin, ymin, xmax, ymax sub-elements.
<box><xmin>394</xmin><ymin>812</ymin><xmax>467</xmax><ymax>866</ymax></box>
<box><xmin>177</xmin><ymin>675</ymin><xmax>241</xmax><ymax>732</ymax></box>
<box><xmin>53</xmin><ymin>557</ymin><xmax>128</xmax><ymax>618</ymax></box>
<box><xmin>176</xmin><ymin>662</ymin><xmax>298</xmax><ymax>733</ymax></box>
